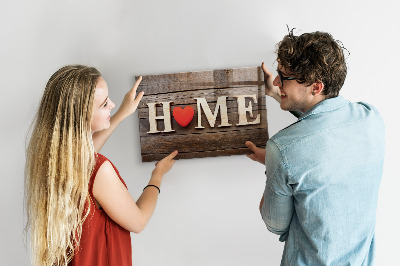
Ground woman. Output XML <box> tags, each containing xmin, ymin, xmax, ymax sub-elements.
<box><xmin>25</xmin><ymin>65</ymin><xmax>177</xmax><ymax>265</ymax></box>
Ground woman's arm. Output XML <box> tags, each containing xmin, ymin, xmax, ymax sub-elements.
<box><xmin>92</xmin><ymin>77</ymin><xmax>144</xmax><ymax>152</ymax></box>
<box><xmin>93</xmin><ymin>150</ymin><xmax>178</xmax><ymax>233</ymax></box>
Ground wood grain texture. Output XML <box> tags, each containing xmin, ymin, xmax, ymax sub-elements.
<box><xmin>136</xmin><ymin>66</ymin><xmax>269</xmax><ymax>162</ymax></box>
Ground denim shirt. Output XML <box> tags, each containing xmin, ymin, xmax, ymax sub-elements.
<box><xmin>260</xmin><ymin>96</ymin><xmax>385</xmax><ymax>266</ymax></box>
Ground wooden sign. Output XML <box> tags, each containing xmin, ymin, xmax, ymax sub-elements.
<box><xmin>137</xmin><ymin>66</ymin><xmax>269</xmax><ymax>162</ymax></box>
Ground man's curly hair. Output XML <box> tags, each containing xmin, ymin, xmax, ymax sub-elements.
<box><xmin>277</xmin><ymin>30</ymin><xmax>348</xmax><ymax>98</ymax></box>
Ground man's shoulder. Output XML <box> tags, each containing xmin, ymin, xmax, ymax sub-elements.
<box><xmin>269</xmin><ymin>121</ymin><xmax>306</xmax><ymax>151</ymax></box>
<box><xmin>270</xmin><ymin>99</ymin><xmax>384</xmax><ymax>149</ymax></box>
<box><xmin>348</xmin><ymin>101</ymin><xmax>385</xmax><ymax>130</ymax></box>
<box><xmin>352</xmin><ymin>101</ymin><xmax>382</xmax><ymax>117</ymax></box>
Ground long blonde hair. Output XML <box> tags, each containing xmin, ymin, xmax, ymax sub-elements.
<box><xmin>25</xmin><ymin>65</ymin><xmax>101</xmax><ymax>265</ymax></box>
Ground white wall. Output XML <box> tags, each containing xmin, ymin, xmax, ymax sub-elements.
<box><xmin>1</xmin><ymin>0</ymin><xmax>399</xmax><ymax>265</ymax></box>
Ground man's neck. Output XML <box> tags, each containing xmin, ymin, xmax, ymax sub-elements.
<box><xmin>301</xmin><ymin>95</ymin><xmax>327</xmax><ymax>113</ymax></box>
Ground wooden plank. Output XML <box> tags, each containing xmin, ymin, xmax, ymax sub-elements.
<box><xmin>136</xmin><ymin>67</ymin><xmax>264</xmax><ymax>95</ymax></box>
<box><xmin>139</xmin><ymin>109</ymin><xmax>267</xmax><ymax>136</ymax></box>
<box><xmin>138</xmin><ymin>97</ymin><xmax>266</xmax><ymax>119</ymax></box>
<box><xmin>141</xmin><ymin>147</ymin><xmax>262</xmax><ymax>162</ymax></box>
<box><xmin>140</xmin><ymin>128</ymin><xmax>268</xmax><ymax>155</ymax></box>
<box><xmin>138</xmin><ymin>101</ymin><xmax>266</xmax><ymax>119</ymax></box>
<box><xmin>137</xmin><ymin>86</ymin><xmax>265</xmax><ymax>108</ymax></box>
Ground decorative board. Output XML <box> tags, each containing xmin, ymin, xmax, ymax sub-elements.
<box><xmin>137</xmin><ymin>66</ymin><xmax>269</xmax><ymax>162</ymax></box>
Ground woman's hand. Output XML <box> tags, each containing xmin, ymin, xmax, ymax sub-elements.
<box><xmin>152</xmin><ymin>150</ymin><xmax>178</xmax><ymax>179</ymax></box>
<box><xmin>92</xmin><ymin>77</ymin><xmax>144</xmax><ymax>152</ymax></box>
<box><xmin>262</xmin><ymin>62</ymin><xmax>282</xmax><ymax>103</ymax></box>
<box><xmin>115</xmin><ymin>76</ymin><xmax>144</xmax><ymax>119</ymax></box>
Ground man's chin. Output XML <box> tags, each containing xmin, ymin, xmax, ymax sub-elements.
<box><xmin>279</xmin><ymin>103</ymin><xmax>290</xmax><ymax>111</ymax></box>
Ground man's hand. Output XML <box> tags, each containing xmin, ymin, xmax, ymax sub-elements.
<box><xmin>245</xmin><ymin>141</ymin><xmax>266</xmax><ymax>165</ymax></box>
<box><xmin>262</xmin><ymin>62</ymin><xmax>281</xmax><ymax>103</ymax></box>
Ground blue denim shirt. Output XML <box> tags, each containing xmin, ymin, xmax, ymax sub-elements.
<box><xmin>261</xmin><ymin>96</ymin><xmax>385</xmax><ymax>266</ymax></box>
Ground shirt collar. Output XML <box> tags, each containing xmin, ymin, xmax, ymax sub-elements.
<box><xmin>298</xmin><ymin>95</ymin><xmax>350</xmax><ymax>121</ymax></box>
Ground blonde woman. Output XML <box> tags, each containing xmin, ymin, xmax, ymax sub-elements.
<box><xmin>25</xmin><ymin>65</ymin><xmax>178</xmax><ymax>266</ymax></box>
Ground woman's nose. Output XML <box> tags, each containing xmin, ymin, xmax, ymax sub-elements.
<box><xmin>109</xmin><ymin>100</ymin><xmax>115</xmax><ymax>109</ymax></box>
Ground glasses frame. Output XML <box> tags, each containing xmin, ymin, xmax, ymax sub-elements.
<box><xmin>277</xmin><ymin>70</ymin><xmax>297</xmax><ymax>86</ymax></box>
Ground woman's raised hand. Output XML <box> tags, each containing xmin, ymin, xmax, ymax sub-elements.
<box><xmin>116</xmin><ymin>76</ymin><xmax>144</xmax><ymax>119</ymax></box>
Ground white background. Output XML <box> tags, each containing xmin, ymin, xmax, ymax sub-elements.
<box><xmin>1</xmin><ymin>0</ymin><xmax>399</xmax><ymax>265</ymax></box>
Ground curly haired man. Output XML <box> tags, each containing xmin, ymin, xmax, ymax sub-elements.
<box><xmin>246</xmin><ymin>30</ymin><xmax>385</xmax><ymax>265</ymax></box>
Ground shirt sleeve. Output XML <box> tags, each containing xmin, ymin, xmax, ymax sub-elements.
<box><xmin>260</xmin><ymin>139</ymin><xmax>294</xmax><ymax>241</ymax></box>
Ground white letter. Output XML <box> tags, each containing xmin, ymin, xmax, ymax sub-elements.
<box><xmin>235</xmin><ymin>94</ymin><xmax>261</xmax><ymax>126</ymax></box>
<box><xmin>195</xmin><ymin>96</ymin><xmax>232</xmax><ymax>128</ymax></box>
<box><xmin>147</xmin><ymin>102</ymin><xmax>175</xmax><ymax>133</ymax></box>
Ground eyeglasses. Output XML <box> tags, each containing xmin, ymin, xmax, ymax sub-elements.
<box><xmin>277</xmin><ymin>70</ymin><xmax>297</xmax><ymax>86</ymax></box>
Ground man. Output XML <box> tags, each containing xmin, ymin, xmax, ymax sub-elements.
<box><xmin>246</xmin><ymin>31</ymin><xmax>385</xmax><ymax>265</ymax></box>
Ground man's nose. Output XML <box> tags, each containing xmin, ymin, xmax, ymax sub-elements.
<box><xmin>273</xmin><ymin>75</ymin><xmax>281</xmax><ymax>87</ymax></box>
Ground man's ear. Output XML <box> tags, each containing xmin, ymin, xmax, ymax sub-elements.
<box><xmin>312</xmin><ymin>82</ymin><xmax>324</xmax><ymax>96</ymax></box>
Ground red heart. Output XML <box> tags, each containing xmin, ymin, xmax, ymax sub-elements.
<box><xmin>173</xmin><ymin>106</ymin><xmax>194</xmax><ymax>127</ymax></box>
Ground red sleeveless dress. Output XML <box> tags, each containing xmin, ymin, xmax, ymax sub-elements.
<box><xmin>69</xmin><ymin>153</ymin><xmax>132</xmax><ymax>266</ymax></box>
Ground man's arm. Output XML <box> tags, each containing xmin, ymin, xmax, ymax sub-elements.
<box><xmin>245</xmin><ymin>137</ymin><xmax>294</xmax><ymax>239</ymax></box>
<box><xmin>93</xmin><ymin>77</ymin><xmax>144</xmax><ymax>152</ymax></box>
<box><xmin>259</xmin><ymin>140</ymin><xmax>294</xmax><ymax>240</ymax></box>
